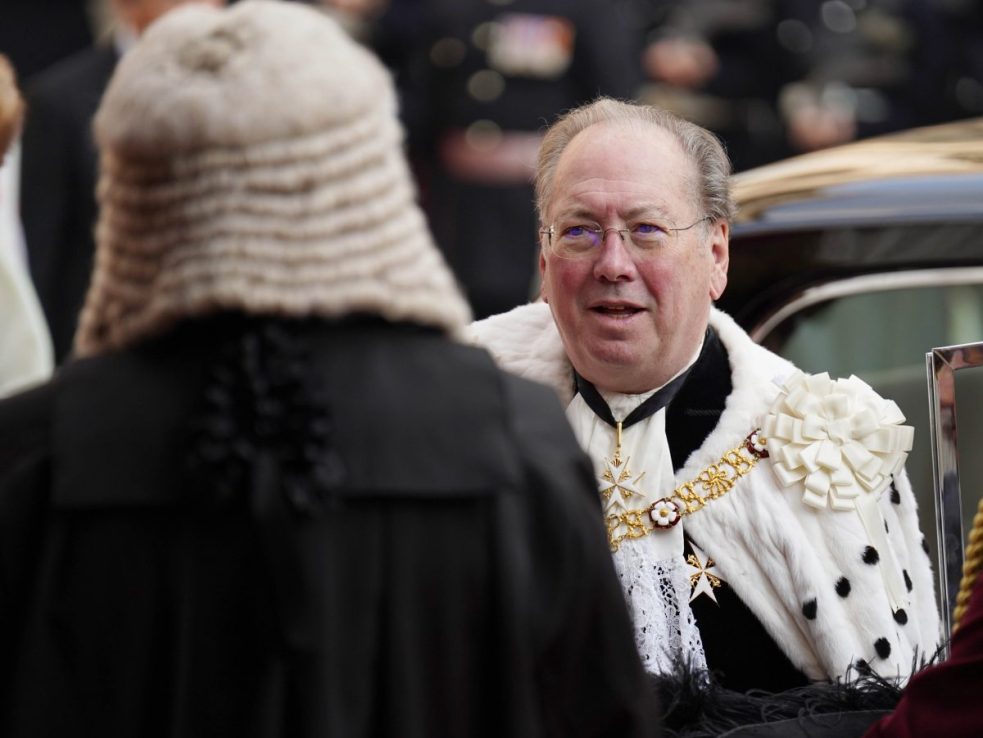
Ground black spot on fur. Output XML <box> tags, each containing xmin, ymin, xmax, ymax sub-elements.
<box><xmin>836</xmin><ymin>577</ymin><xmax>851</xmax><ymax>597</ymax></box>
<box><xmin>863</xmin><ymin>546</ymin><xmax>880</xmax><ymax>565</ymax></box>
<box><xmin>893</xmin><ymin>609</ymin><xmax>908</xmax><ymax>625</ymax></box>
<box><xmin>875</xmin><ymin>638</ymin><xmax>892</xmax><ymax>659</ymax></box>
<box><xmin>855</xmin><ymin>658</ymin><xmax>870</xmax><ymax>674</ymax></box>
<box><xmin>922</xmin><ymin>537</ymin><xmax>930</xmax><ymax>555</ymax></box>
<box><xmin>802</xmin><ymin>599</ymin><xmax>818</xmax><ymax>620</ymax></box>
<box><xmin>884</xmin><ymin>519</ymin><xmax>890</xmax><ymax>534</ymax></box>
<box><xmin>904</xmin><ymin>570</ymin><xmax>913</xmax><ymax>592</ymax></box>
<box><xmin>890</xmin><ymin>485</ymin><xmax>901</xmax><ymax>505</ymax></box>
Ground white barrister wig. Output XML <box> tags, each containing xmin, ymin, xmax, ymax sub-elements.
<box><xmin>75</xmin><ymin>0</ymin><xmax>471</xmax><ymax>356</ymax></box>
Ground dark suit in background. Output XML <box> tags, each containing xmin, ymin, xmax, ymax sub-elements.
<box><xmin>19</xmin><ymin>45</ymin><xmax>117</xmax><ymax>362</ymax></box>
<box><xmin>0</xmin><ymin>0</ymin><xmax>93</xmax><ymax>83</ymax></box>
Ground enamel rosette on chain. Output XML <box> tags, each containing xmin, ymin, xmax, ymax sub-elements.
<box><xmin>762</xmin><ymin>371</ymin><xmax>915</xmax><ymax>613</ymax></box>
<box><xmin>604</xmin><ymin>429</ymin><xmax>769</xmax><ymax>552</ymax></box>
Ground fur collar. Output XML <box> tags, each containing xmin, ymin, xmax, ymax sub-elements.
<box><xmin>465</xmin><ymin>301</ymin><xmax>573</xmax><ymax>401</ymax></box>
<box><xmin>465</xmin><ymin>300</ymin><xmax>797</xmax><ymax>488</ymax></box>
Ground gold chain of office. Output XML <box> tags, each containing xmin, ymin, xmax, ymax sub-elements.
<box><xmin>605</xmin><ymin>430</ymin><xmax>769</xmax><ymax>552</ymax></box>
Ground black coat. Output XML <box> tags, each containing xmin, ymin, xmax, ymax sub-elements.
<box><xmin>0</xmin><ymin>317</ymin><xmax>657</xmax><ymax>738</ymax></box>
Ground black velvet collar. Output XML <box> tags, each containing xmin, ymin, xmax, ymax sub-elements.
<box><xmin>573</xmin><ymin>363</ymin><xmax>692</xmax><ymax>430</ymax></box>
<box><xmin>666</xmin><ymin>327</ymin><xmax>733</xmax><ymax>472</ymax></box>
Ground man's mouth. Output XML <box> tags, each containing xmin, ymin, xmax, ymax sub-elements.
<box><xmin>590</xmin><ymin>303</ymin><xmax>644</xmax><ymax>318</ymax></box>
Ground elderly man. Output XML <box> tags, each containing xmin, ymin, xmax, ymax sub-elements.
<box><xmin>469</xmin><ymin>98</ymin><xmax>940</xmax><ymax>692</ymax></box>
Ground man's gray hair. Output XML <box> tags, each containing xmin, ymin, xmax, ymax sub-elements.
<box><xmin>535</xmin><ymin>97</ymin><xmax>736</xmax><ymax>227</ymax></box>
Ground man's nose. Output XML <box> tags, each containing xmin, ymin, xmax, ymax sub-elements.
<box><xmin>593</xmin><ymin>229</ymin><xmax>636</xmax><ymax>281</ymax></box>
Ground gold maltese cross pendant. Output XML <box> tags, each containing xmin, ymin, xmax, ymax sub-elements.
<box><xmin>598</xmin><ymin>422</ymin><xmax>646</xmax><ymax>509</ymax></box>
<box><xmin>687</xmin><ymin>542</ymin><xmax>724</xmax><ymax>605</ymax></box>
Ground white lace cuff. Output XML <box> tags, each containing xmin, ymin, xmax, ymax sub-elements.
<box><xmin>613</xmin><ymin>536</ymin><xmax>707</xmax><ymax>674</ymax></box>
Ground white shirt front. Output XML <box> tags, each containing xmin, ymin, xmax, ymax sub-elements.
<box><xmin>564</xmin><ymin>362</ymin><xmax>706</xmax><ymax>673</ymax></box>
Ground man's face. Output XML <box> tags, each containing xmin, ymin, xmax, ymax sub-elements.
<box><xmin>539</xmin><ymin>122</ymin><xmax>729</xmax><ymax>394</ymax></box>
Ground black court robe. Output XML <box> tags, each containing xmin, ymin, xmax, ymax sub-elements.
<box><xmin>0</xmin><ymin>317</ymin><xmax>657</xmax><ymax>738</ymax></box>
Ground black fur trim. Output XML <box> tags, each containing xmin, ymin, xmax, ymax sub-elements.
<box><xmin>649</xmin><ymin>648</ymin><xmax>945</xmax><ymax>738</ymax></box>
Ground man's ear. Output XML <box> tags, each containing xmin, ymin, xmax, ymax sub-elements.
<box><xmin>708</xmin><ymin>220</ymin><xmax>729</xmax><ymax>300</ymax></box>
<box><xmin>538</xmin><ymin>249</ymin><xmax>549</xmax><ymax>303</ymax></box>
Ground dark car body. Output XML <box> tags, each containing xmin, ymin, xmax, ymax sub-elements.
<box><xmin>723</xmin><ymin>117</ymin><xmax>983</xmax><ymax>338</ymax></box>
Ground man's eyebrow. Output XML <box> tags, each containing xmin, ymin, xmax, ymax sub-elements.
<box><xmin>622</xmin><ymin>204</ymin><xmax>673</xmax><ymax>221</ymax></box>
<box><xmin>552</xmin><ymin>207</ymin><xmax>599</xmax><ymax>222</ymax></box>
<box><xmin>551</xmin><ymin>203</ymin><xmax>676</xmax><ymax>222</ymax></box>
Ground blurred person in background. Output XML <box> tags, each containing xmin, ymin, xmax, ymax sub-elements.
<box><xmin>0</xmin><ymin>55</ymin><xmax>52</xmax><ymax>398</ymax></box>
<box><xmin>935</xmin><ymin>0</ymin><xmax>983</xmax><ymax>123</ymax></box>
<box><xmin>0</xmin><ymin>4</ymin><xmax>656</xmax><ymax>736</ymax></box>
<box><xmin>294</xmin><ymin>0</ymin><xmax>390</xmax><ymax>41</ymax></box>
<box><xmin>634</xmin><ymin>0</ymin><xmax>957</xmax><ymax>169</ymax></box>
<box><xmin>376</xmin><ymin>0</ymin><xmax>642</xmax><ymax>320</ymax></box>
<box><xmin>776</xmin><ymin>0</ymin><xmax>952</xmax><ymax>154</ymax></box>
<box><xmin>19</xmin><ymin>0</ymin><xmax>225</xmax><ymax>364</ymax></box>
<box><xmin>635</xmin><ymin>0</ymin><xmax>800</xmax><ymax>171</ymax></box>
<box><xmin>0</xmin><ymin>0</ymin><xmax>94</xmax><ymax>83</ymax></box>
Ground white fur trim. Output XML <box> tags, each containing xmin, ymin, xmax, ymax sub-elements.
<box><xmin>465</xmin><ymin>301</ymin><xmax>572</xmax><ymax>401</ymax></box>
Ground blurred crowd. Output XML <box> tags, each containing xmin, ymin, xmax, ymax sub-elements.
<box><xmin>1</xmin><ymin>0</ymin><xmax>982</xmax><ymax>372</ymax></box>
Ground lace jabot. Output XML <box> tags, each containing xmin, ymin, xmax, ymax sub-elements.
<box><xmin>566</xmin><ymin>388</ymin><xmax>706</xmax><ymax>673</ymax></box>
<box><xmin>613</xmin><ymin>536</ymin><xmax>706</xmax><ymax>673</ymax></box>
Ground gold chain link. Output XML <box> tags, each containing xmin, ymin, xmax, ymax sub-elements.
<box><xmin>606</xmin><ymin>431</ymin><xmax>768</xmax><ymax>551</ymax></box>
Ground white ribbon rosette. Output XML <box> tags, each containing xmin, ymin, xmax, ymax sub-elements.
<box><xmin>762</xmin><ymin>371</ymin><xmax>915</xmax><ymax>611</ymax></box>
